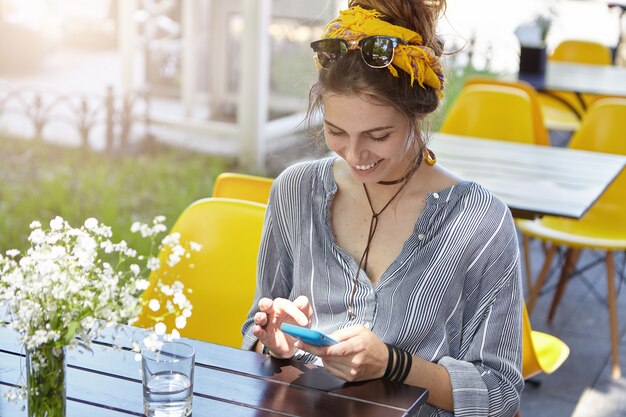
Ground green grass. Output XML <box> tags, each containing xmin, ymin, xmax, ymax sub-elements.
<box><xmin>0</xmin><ymin>136</ymin><xmax>234</xmax><ymax>256</ymax></box>
<box><xmin>0</xmin><ymin>64</ymin><xmax>494</xmax><ymax>255</ymax></box>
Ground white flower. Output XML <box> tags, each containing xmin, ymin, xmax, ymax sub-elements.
<box><xmin>83</xmin><ymin>217</ymin><xmax>99</xmax><ymax>230</ymax></box>
<box><xmin>130</xmin><ymin>264</ymin><xmax>141</xmax><ymax>277</ymax></box>
<box><xmin>170</xmin><ymin>329</ymin><xmax>180</xmax><ymax>339</ymax></box>
<box><xmin>49</xmin><ymin>216</ymin><xmax>64</xmax><ymax>231</ymax></box>
<box><xmin>148</xmin><ymin>299</ymin><xmax>160</xmax><ymax>312</ymax></box>
<box><xmin>28</xmin><ymin>228</ymin><xmax>45</xmax><ymax>244</ymax></box>
<box><xmin>160</xmin><ymin>284</ymin><xmax>174</xmax><ymax>296</ymax></box>
<box><xmin>0</xmin><ymin>214</ymin><xmax>194</xmax><ymax>369</ymax></box>
<box><xmin>146</xmin><ymin>257</ymin><xmax>160</xmax><ymax>271</ymax></box>
<box><xmin>175</xmin><ymin>316</ymin><xmax>187</xmax><ymax>329</ymax></box>
<box><xmin>135</xmin><ymin>279</ymin><xmax>150</xmax><ymax>292</ymax></box>
<box><xmin>154</xmin><ymin>322</ymin><xmax>167</xmax><ymax>336</ymax></box>
<box><xmin>143</xmin><ymin>333</ymin><xmax>163</xmax><ymax>351</ymax></box>
<box><xmin>189</xmin><ymin>241</ymin><xmax>202</xmax><ymax>252</ymax></box>
<box><xmin>130</xmin><ymin>222</ymin><xmax>141</xmax><ymax>233</ymax></box>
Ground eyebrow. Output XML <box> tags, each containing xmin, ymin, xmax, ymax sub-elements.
<box><xmin>324</xmin><ymin>119</ymin><xmax>395</xmax><ymax>133</ymax></box>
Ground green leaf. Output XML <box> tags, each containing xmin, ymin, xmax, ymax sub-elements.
<box><xmin>63</xmin><ymin>321</ymin><xmax>80</xmax><ymax>344</ymax></box>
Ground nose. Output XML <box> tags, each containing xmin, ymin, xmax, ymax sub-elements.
<box><xmin>344</xmin><ymin>136</ymin><xmax>366</xmax><ymax>164</ymax></box>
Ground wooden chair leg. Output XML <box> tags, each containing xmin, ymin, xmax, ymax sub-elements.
<box><xmin>547</xmin><ymin>249</ymin><xmax>581</xmax><ymax>322</ymax></box>
<box><xmin>606</xmin><ymin>252</ymin><xmax>621</xmax><ymax>379</ymax></box>
<box><xmin>527</xmin><ymin>244</ymin><xmax>558</xmax><ymax>314</ymax></box>
<box><xmin>522</xmin><ymin>235</ymin><xmax>533</xmax><ymax>296</ymax></box>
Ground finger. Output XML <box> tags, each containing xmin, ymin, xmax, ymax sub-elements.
<box><xmin>252</xmin><ymin>324</ymin><xmax>266</xmax><ymax>339</ymax></box>
<box><xmin>331</xmin><ymin>324</ymin><xmax>366</xmax><ymax>341</ymax></box>
<box><xmin>257</xmin><ymin>297</ymin><xmax>273</xmax><ymax>312</ymax></box>
<box><xmin>293</xmin><ymin>340</ymin><xmax>329</xmax><ymax>357</ymax></box>
<box><xmin>273</xmin><ymin>298</ymin><xmax>309</xmax><ymax>326</ymax></box>
<box><xmin>293</xmin><ymin>296</ymin><xmax>313</xmax><ymax>320</ymax></box>
<box><xmin>253</xmin><ymin>312</ymin><xmax>268</xmax><ymax>328</ymax></box>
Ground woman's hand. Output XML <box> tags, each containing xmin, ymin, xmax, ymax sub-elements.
<box><xmin>252</xmin><ymin>295</ymin><xmax>312</xmax><ymax>359</ymax></box>
<box><xmin>294</xmin><ymin>324</ymin><xmax>389</xmax><ymax>382</ymax></box>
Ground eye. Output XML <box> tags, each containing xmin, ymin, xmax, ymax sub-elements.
<box><xmin>326</xmin><ymin>127</ymin><xmax>345</xmax><ymax>136</ymax></box>
<box><xmin>369</xmin><ymin>133</ymin><xmax>390</xmax><ymax>142</ymax></box>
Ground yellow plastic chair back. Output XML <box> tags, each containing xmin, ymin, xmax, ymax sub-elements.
<box><xmin>464</xmin><ymin>78</ymin><xmax>551</xmax><ymax>145</ymax></box>
<box><xmin>212</xmin><ymin>172</ymin><xmax>274</xmax><ymax>204</ymax></box>
<box><xmin>551</xmin><ymin>40</ymin><xmax>612</xmax><ymax>65</ymax></box>
<box><xmin>135</xmin><ymin>197</ymin><xmax>266</xmax><ymax>347</ymax></box>
<box><xmin>544</xmin><ymin>40</ymin><xmax>613</xmax><ymax>123</ymax></box>
<box><xmin>539</xmin><ymin>98</ymin><xmax>626</xmax><ymax>241</ymax></box>
<box><xmin>440</xmin><ymin>84</ymin><xmax>540</xmax><ymax>145</ymax></box>
<box><xmin>522</xmin><ymin>303</ymin><xmax>570</xmax><ymax>379</ymax></box>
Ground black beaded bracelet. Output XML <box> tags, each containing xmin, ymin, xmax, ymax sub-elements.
<box><xmin>382</xmin><ymin>343</ymin><xmax>413</xmax><ymax>384</ymax></box>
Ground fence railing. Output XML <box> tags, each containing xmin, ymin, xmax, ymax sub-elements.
<box><xmin>0</xmin><ymin>84</ymin><xmax>151</xmax><ymax>154</ymax></box>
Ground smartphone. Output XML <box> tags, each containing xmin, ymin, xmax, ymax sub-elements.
<box><xmin>280</xmin><ymin>323</ymin><xmax>338</xmax><ymax>347</ymax></box>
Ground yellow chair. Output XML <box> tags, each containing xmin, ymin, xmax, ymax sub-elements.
<box><xmin>522</xmin><ymin>303</ymin><xmax>570</xmax><ymax>380</ymax></box>
<box><xmin>440</xmin><ymin>83</ymin><xmax>550</xmax><ymax>146</ymax></box>
<box><xmin>212</xmin><ymin>172</ymin><xmax>274</xmax><ymax>204</ymax></box>
<box><xmin>463</xmin><ymin>78</ymin><xmax>551</xmax><ymax>146</ymax></box>
<box><xmin>539</xmin><ymin>40</ymin><xmax>613</xmax><ymax>130</ymax></box>
<box><xmin>551</xmin><ymin>40</ymin><xmax>613</xmax><ymax>65</ymax></box>
<box><xmin>465</xmin><ymin>77</ymin><xmax>580</xmax><ymax>132</ymax></box>
<box><xmin>518</xmin><ymin>98</ymin><xmax>626</xmax><ymax>379</ymax></box>
<box><xmin>135</xmin><ymin>197</ymin><xmax>266</xmax><ymax>347</ymax></box>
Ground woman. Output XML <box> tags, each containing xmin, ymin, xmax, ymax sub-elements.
<box><xmin>242</xmin><ymin>1</ymin><xmax>523</xmax><ymax>416</ymax></box>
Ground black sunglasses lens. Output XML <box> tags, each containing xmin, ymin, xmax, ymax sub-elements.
<box><xmin>312</xmin><ymin>40</ymin><xmax>347</xmax><ymax>68</ymax></box>
<box><xmin>360</xmin><ymin>37</ymin><xmax>395</xmax><ymax>67</ymax></box>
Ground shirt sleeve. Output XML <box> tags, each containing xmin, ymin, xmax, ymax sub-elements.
<box><xmin>241</xmin><ymin>174</ymin><xmax>295</xmax><ymax>350</ymax></box>
<box><xmin>438</xmin><ymin>208</ymin><xmax>524</xmax><ymax>417</ymax></box>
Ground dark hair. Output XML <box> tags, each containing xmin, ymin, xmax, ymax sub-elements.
<box><xmin>306</xmin><ymin>0</ymin><xmax>447</xmax><ymax>148</ymax></box>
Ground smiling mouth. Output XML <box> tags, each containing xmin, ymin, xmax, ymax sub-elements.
<box><xmin>355</xmin><ymin>159</ymin><xmax>382</xmax><ymax>171</ymax></box>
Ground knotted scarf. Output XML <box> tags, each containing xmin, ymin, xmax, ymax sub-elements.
<box><xmin>321</xmin><ymin>6</ymin><xmax>444</xmax><ymax>97</ymax></box>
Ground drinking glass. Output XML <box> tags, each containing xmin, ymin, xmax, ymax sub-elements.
<box><xmin>142</xmin><ymin>341</ymin><xmax>195</xmax><ymax>417</ymax></box>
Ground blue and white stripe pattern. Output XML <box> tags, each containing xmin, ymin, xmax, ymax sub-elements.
<box><xmin>242</xmin><ymin>156</ymin><xmax>523</xmax><ymax>417</ymax></box>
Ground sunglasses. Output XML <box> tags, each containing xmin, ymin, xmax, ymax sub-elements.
<box><xmin>310</xmin><ymin>36</ymin><xmax>408</xmax><ymax>69</ymax></box>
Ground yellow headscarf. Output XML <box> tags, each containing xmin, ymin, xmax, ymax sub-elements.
<box><xmin>321</xmin><ymin>6</ymin><xmax>444</xmax><ymax>97</ymax></box>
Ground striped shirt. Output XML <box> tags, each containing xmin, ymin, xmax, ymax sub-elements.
<box><xmin>242</xmin><ymin>156</ymin><xmax>523</xmax><ymax>417</ymax></box>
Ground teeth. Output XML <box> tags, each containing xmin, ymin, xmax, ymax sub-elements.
<box><xmin>355</xmin><ymin>161</ymin><xmax>378</xmax><ymax>170</ymax></box>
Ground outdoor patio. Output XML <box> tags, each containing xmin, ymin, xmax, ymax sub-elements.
<box><xmin>519</xmin><ymin>236</ymin><xmax>626</xmax><ymax>417</ymax></box>
<box><xmin>1</xmin><ymin>1</ymin><xmax>626</xmax><ymax>416</ymax></box>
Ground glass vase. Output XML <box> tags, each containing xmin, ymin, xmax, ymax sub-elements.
<box><xmin>26</xmin><ymin>344</ymin><xmax>67</xmax><ymax>417</ymax></box>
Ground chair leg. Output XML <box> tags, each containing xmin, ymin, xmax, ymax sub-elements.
<box><xmin>522</xmin><ymin>235</ymin><xmax>533</xmax><ymax>296</ymax></box>
<box><xmin>527</xmin><ymin>244</ymin><xmax>558</xmax><ymax>314</ymax></box>
<box><xmin>606</xmin><ymin>252</ymin><xmax>621</xmax><ymax>379</ymax></box>
<box><xmin>547</xmin><ymin>249</ymin><xmax>581</xmax><ymax>322</ymax></box>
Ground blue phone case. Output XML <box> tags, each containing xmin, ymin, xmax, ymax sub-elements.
<box><xmin>280</xmin><ymin>323</ymin><xmax>338</xmax><ymax>346</ymax></box>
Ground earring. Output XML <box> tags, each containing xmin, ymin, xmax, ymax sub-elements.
<box><xmin>423</xmin><ymin>147</ymin><xmax>437</xmax><ymax>166</ymax></box>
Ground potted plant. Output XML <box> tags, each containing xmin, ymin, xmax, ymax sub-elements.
<box><xmin>515</xmin><ymin>8</ymin><xmax>555</xmax><ymax>75</ymax></box>
<box><xmin>0</xmin><ymin>215</ymin><xmax>199</xmax><ymax>417</ymax></box>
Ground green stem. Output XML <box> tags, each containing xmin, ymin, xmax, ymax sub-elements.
<box><xmin>26</xmin><ymin>344</ymin><xmax>66</xmax><ymax>417</ymax></box>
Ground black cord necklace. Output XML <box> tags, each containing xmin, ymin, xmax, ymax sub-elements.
<box><xmin>347</xmin><ymin>153</ymin><xmax>423</xmax><ymax>319</ymax></box>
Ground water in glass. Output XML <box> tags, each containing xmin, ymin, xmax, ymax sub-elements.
<box><xmin>144</xmin><ymin>371</ymin><xmax>192</xmax><ymax>417</ymax></box>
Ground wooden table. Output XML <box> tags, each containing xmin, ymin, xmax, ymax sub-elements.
<box><xmin>520</xmin><ymin>61</ymin><xmax>626</xmax><ymax>97</ymax></box>
<box><xmin>518</xmin><ymin>61</ymin><xmax>626</xmax><ymax>113</ymax></box>
<box><xmin>430</xmin><ymin>133</ymin><xmax>626</xmax><ymax>219</ymax></box>
<box><xmin>0</xmin><ymin>326</ymin><xmax>428</xmax><ymax>417</ymax></box>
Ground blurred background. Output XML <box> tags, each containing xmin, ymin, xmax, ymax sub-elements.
<box><xmin>0</xmin><ymin>0</ymin><xmax>622</xmax><ymax>165</ymax></box>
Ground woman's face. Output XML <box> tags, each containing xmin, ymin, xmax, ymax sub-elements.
<box><xmin>323</xmin><ymin>93</ymin><xmax>416</xmax><ymax>184</ymax></box>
